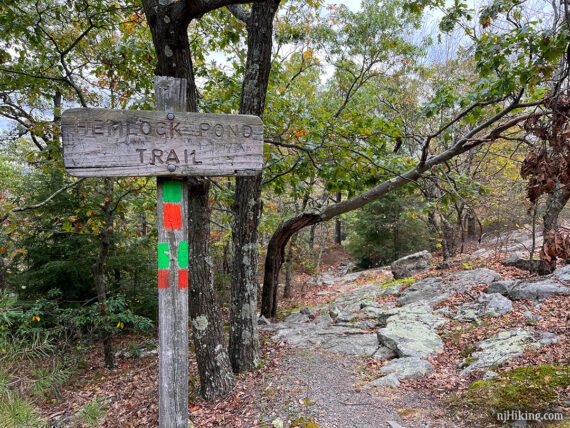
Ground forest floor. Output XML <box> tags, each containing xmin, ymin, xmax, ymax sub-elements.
<box><xmin>30</xmin><ymin>229</ymin><xmax>570</xmax><ymax>428</ymax></box>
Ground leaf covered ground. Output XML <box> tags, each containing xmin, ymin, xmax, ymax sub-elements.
<box><xmin>13</xmin><ymin>242</ymin><xmax>569</xmax><ymax>427</ymax></box>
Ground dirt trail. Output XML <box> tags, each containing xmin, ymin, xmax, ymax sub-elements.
<box><xmin>256</xmin><ymin>347</ymin><xmax>454</xmax><ymax>428</ymax></box>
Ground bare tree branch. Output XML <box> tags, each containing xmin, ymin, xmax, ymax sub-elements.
<box><xmin>12</xmin><ymin>178</ymin><xmax>86</xmax><ymax>213</ymax></box>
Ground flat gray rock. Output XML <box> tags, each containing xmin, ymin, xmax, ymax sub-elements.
<box><xmin>332</xmin><ymin>283</ymin><xmax>385</xmax><ymax>313</ymax></box>
<box><xmin>454</xmin><ymin>293</ymin><xmax>512</xmax><ymax>320</ymax></box>
<box><xmin>449</xmin><ymin>268</ymin><xmax>501</xmax><ymax>289</ymax></box>
<box><xmin>378</xmin><ymin>303</ymin><xmax>447</xmax><ymax>329</ymax></box>
<box><xmin>397</xmin><ymin>277</ymin><xmax>449</xmax><ymax>306</ymax></box>
<box><xmin>379</xmin><ymin>357</ymin><xmax>434</xmax><ymax>379</ymax></box>
<box><xmin>377</xmin><ymin>303</ymin><xmax>446</xmax><ymax>358</ymax></box>
<box><xmin>487</xmin><ymin>280</ymin><xmax>515</xmax><ymax>294</ymax></box>
<box><xmin>372</xmin><ymin>346</ymin><xmax>398</xmax><ymax>360</ymax></box>
<box><xmin>377</xmin><ymin>323</ymin><xmax>443</xmax><ymax>358</ymax></box>
<box><xmin>391</xmin><ymin>250</ymin><xmax>431</xmax><ymax>279</ymax></box>
<box><xmin>462</xmin><ymin>329</ymin><xmax>559</xmax><ymax>372</ymax></box>
<box><xmin>488</xmin><ymin>279</ymin><xmax>570</xmax><ymax>301</ymax></box>
<box><xmin>285</xmin><ymin>312</ymin><xmax>310</xmax><ymax>323</ymax></box>
<box><xmin>322</xmin><ymin>333</ymin><xmax>379</xmax><ymax>356</ymax></box>
<box><xmin>553</xmin><ymin>264</ymin><xmax>570</xmax><ymax>281</ymax></box>
<box><xmin>368</xmin><ymin>373</ymin><xmax>401</xmax><ymax>388</ymax></box>
<box><xmin>313</xmin><ymin>313</ymin><xmax>333</xmax><ymax>326</ymax></box>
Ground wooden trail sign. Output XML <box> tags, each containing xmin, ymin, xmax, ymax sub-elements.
<box><xmin>62</xmin><ymin>109</ymin><xmax>263</xmax><ymax>177</ymax></box>
<box><xmin>61</xmin><ymin>76</ymin><xmax>263</xmax><ymax>428</ymax></box>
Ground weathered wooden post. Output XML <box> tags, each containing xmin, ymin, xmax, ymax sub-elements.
<box><xmin>61</xmin><ymin>77</ymin><xmax>263</xmax><ymax>427</ymax></box>
<box><xmin>154</xmin><ymin>76</ymin><xmax>189</xmax><ymax>428</ymax></box>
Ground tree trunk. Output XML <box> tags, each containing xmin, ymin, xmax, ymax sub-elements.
<box><xmin>188</xmin><ymin>178</ymin><xmax>235</xmax><ymax>399</ymax></box>
<box><xmin>334</xmin><ymin>191</ymin><xmax>342</xmax><ymax>244</ymax></box>
<box><xmin>543</xmin><ymin>183</ymin><xmax>570</xmax><ymax>238</ymax></box>
<box><xmin>283</xmin><ymin>233</ymin><xmax>297</xmax><ymax>299</ymax></box>
<box><xmin>440</xmin><ymin>215</ymin><xmax>457</xmax><ymax>260</ymax></box>
<box><xmin>261</xmin><ymin>213</ymin><xmax>320</xmax><ymax>317</ymax></box>
<box><xmin>466</xmin><ymin>212</ymin><xmax>477</xmax><ymax>239</ymax></box>
<box><xmin>142</xmin><ymin>0</ymin><xmax>198</xmax><ymax>111</ymax></box>
<box><xmin>308</xmin><ymin>224</ymin><xmax>316</xmax><ymax>252</ymax></box>
<box><xmin>93</xmin><ymin>178</ymin><xmax>114</xmax><ymax>369</ymax></box>
<box><xmin>229</xmin><ymin>0</ymin><xmax>280</xmax><ymax>374</ymax></box>
<box><xmin>142</xmin><ymin>0</ymin><xmax>236</xmax><ymax>399</ymax></box>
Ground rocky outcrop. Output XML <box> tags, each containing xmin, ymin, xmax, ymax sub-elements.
<box><xmin>378</xmin><ymin>357</ymin><xmax>433</xmax><ymax>379</ymax></box>
<box><xmin>368</xmin><ymin>357</ymin><xmax>434</xmax><ymax>388</ymax></box>
<box><xmin>503</xmin><ymin>254</ymin><xmax>553</xmax><ymax>275</ymax></box>
<box><xmin>462</xmin><ymin>329</ymin><xmax>559</xmax><ymax>372</ymax></box>
<box><xmin>397</xmin><ymin>268</ymin><xmax>502</xmax><ymax>307</ymax></box>
<box><xmin>553</xmin><ymin>264</ymin><xmax>570</xmax><ymax>281</ymax></box>
<box><xmin>454</xmin><ymin>293</ymin><xmax>512</xmax><ymax>320</ymax></box>
<box><xmin>449</xmin><ymin>268</ymin><xmax>501</xmax><ymax>289</ymax></box>
<box><xmin>377</xmin><ymin>304</ymin><xmax>446</xmax><ymax>358</ymax></box>
<box><xmin>397</xmin><ymin>277</ymin><xmax>449</xmax><ymax>306</ymax></box>
<box><xmin>488</xmin><ymin>279</ymin><xmax>570</xmax><ymax>300</ymax></box>
<box><xmin>391</xmin><ymin>251</ymin><xmax>431</xmax><ymax>279</ymax></box>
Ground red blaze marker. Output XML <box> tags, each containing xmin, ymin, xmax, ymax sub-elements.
<box><xmin>158</xmin><ymin>269</ymin><xmax>170</xmax><ymax>289</ymax></box>
<box><xmin>178</xmin><ymin>269</ymin><xmax>188</xmax><ymax>289</ymax></box>
<box><xmin>163</xmin><ymin>203</ymin><xmax>182</xmax><ymax>229</ymax></box>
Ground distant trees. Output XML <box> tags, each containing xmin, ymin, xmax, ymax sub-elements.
<box><xmin>260</xmin><ymin>0</ymin><xmax>568</xmax><ymax>315</ymax></box>
<box><xmin>346</xmin><ymin>189</ymin><xmax>431</xmax><ymax>268</ymax></box>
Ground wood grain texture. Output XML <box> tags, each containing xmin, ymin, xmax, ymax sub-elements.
<box><xmin>156</xmin><ymin>77</ymin><xmax>189</xmax><ymax>428</ymax></box>
<box><xmin>62</xmin><ymin>107</ymin><xmax>263</xmax><ymax>177</ymax></box>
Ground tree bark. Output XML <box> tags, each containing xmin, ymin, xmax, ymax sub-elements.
<box><xmin>440</xmin><ymin>215</ymin><xmax>458</xmax><ymax>260</ymax></box>
<box><xmin>188</xmin><ymin>178</ymin><xmax>235</xmax><ymax>399</ymax></box>
<box><xmin>260</xmin><ymin>109</ymin><xmax>538</xmax><ymax>317</ymax></box>
<box><xmin>93</xmin><ymin>178</ymin><xmax>114</xmax><ymax>369</ymax></box>
<box><xmin>229</xmin><ymin>0</ymin><xmax>280</xmax><ymax>373</ymax></box>
<box><xmin>466</xmin><ymin>211</ymin><xmax>477</xmax><ymax>239</ymax></box>
<box><xmin>334</xmin><ymin>191</ymin><xmax>342</xmax><ymax>244</ymax></box>
<box><xmin>142</xmin><ymin>0</ymin><xmax>237</xmax><ymax>399</ymax></box>
<box><xmin>543</xmin><ymin>183</ymin><xmax>570</xmax><ymax>237</ymax></box>
<box><xmin>142</xmin><ymin>0</ymin><xmax>198</xmax><ymax>111</ymax></box>
<box><xmin>283</xmin><ymin>233</ymin><xmax>297</xmax><ymax>299</ymax></box>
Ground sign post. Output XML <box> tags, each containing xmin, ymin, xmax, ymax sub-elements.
<box><xmin>61</xmin><ymin>76</ymin><xmax>263</xmax><ymax>427</ymax></box>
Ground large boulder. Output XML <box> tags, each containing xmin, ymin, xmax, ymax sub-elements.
<box><xmin>462</xmin><ymin>329</ymin><xmax>559</xmax><ymax>372</ymax></box>
<box><xmin>377</xmin><ymin>303</ymin><xmax>445</xmax><ymax>358</ymax></box>
<box><xmin>391</xmin><ymin>250</ymin><xmax>432</xmax><ymax>279</ymax></box>
<box><xmin>503</xmin><ymin>255</ymin><xmax>552</xmax><ymax>275</ymax></box>
<box><xmin>379</xmin><ymin>356</ymin><xmax>434</xmax><ymax>379</ymax></box>
<box><xmin>487</xmin><ymin>279</ymin><xmax>570</xmax><ymax>301</ymax></box>
<box><xmin>377</xmin><ymin>323</ymin><xmax>443</xmax><ymax>358</ymax></box>
<box><xmin>454</xmin><ymin>293</ymin><xmax>512</xmax><ymax>321</ymax></box>
<box><xmin>368</xmin><ymin>357</ymin><xmax>433</xmax><ymax>388</ymax></box>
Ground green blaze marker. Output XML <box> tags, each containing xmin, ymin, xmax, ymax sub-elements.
<box><xmin>162</xmin><ymin>180</ymin><xmax>182</xmax><ymax>203</ymax></box>
<box><xmin>177</xmin><ymin>241</ymin><xmax>188</xmax><ymax>269</ymax></box>
<box><xmin>158</xmin><ymin>242</ymin><xmax>170</xmax><ymax>269</ymax></box>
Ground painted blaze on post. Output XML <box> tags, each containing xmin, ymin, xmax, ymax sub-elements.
<box><xmin>61</xmin><ymin>108</ymin><xmax>264</xmax><ymax>177</ymax></box>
